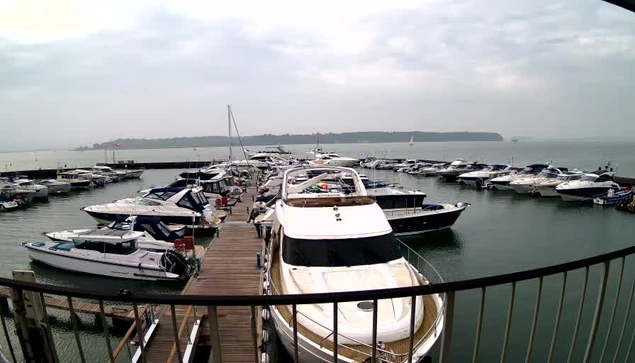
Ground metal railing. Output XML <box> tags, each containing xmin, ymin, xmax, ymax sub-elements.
<box><xmin>2</xmin><ymin>244</ymin><xmax>635</xmax><ymax>362</ymax></box>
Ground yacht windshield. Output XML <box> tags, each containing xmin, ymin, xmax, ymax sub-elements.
<box><xmin>282</xmin><ymin>233</ymin><xmax>401</xmax><ymax>267</ymax></box>
<box><xmin>581</xmin><ymin>175</ymin><xmax>598</xmax><ymax>182</ymax></box>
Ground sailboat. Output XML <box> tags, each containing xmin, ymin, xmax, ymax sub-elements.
<box><xmin>409</xmin><ymin>135</ymin><xmax>414</xmax><ymax>146</ymax></box>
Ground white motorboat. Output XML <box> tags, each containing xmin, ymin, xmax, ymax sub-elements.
<box><xmin>92</xmin><ymin>165</ymin><xmax>127</xmax><ymax>182</ymax></box>
<box><xmin>57</xmin><ymin>171</ymin><xmax>93</xmax><ymax>190</ymax></box>
<box><xmin>82</xmin><ymin>187</ymin><xmax>224</xmax><ymax>232</ymax></box>
<box><xmin>309</xmin><ymin>152</ymin><xmax>359</xmax><ymax>167</ymax></box>
<box><xmin>488</xmin><ymin>164</ymin><xmax>549</xmax><ymax>191</ymax></box>
<box><xmin>37</xmin><ymin>179</ymin><xmax>72</xmax><ymax>194</ymax></box>
<box><xmin>367</xmin><ymin>183</ymin><xmax>469</xmax><ymax>235</ymax></box>
<box><xmin>45</xmin><ymin>216</ymin><xmax>187</xmax><ymax>246</ymax></box>
<box><xmin>406</xmin><ymin>162</ymin><xmax>433</xmax><ymax>175</ymax></box>
<box><xmin>437</xmin><ymin>159</ymin><xmax>487</xmax><ymax>182</ymax></box>
<box><xmin>12</xmin><ymin>179</ymin><xmax>48</xmax><ymax>200</ymax></box>
<box><xmin>23</xmin><ymin>236</ymin><xmax>194</xmax><ymax>281</ymax></box>
<box><xmin>556</xmin><ymin>172</ymin><xmax>621</xmax><ymax>202</ymax></box>
<box><xmin>0</xmin><ymin>197</ymin><xmax>20</xmax><ymax>212</ymax></box>
<box><xmin>509</xmin><ymin>167</ymin><xmax>568</xmax><ymax>195</ymax></box>
<box><xmin>534</xmin><ymin>172</ymin><xmax>583</xmax><ymax>197</ymax></box>
<box><xmin>418</xmin><ymin>163</ymin><xmax>446</xmax><ymax>177</ymax></box>
<box><xmin>70</xmin><ymin>169</ymin><xmax>107</xmax><ymax>187</ymax></box>
<box><xmin>458</xmin><ymin>165</ymin><xmax>514</xmax><ymax>187</ymax></box>
<box><xmin>392</xmin><ymin>159</ymin><xmax>419</xmax><ymax>172</ymax></box>
<box><xmin>266</xmin><ymin>166</ymin><xmax>444</xmax><ymax>363</ymax></box>
<box><xmin>0</xmin><ymin>180</ymin><xmax>37</xmax><ymax>204</ymax></box>
<box><xmin>123</xmin><ymin>169</ymin><xmax>144</xmax><ymax>179</ymax></box>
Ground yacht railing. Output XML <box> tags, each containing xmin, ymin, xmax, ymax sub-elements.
<box><xmin>3</xmin><ymin>243</ymin><xmax>635</xmax><ymax>362</ymax></box>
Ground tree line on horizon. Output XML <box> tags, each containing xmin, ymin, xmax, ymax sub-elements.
<box><xmin>79</xmin><ymin>131</ymin><xmax>504</xmax><ymax>150</ymax></box>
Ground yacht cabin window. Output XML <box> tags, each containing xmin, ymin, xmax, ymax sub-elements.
<box><xmin>136</xmin><ymin>198</ymin><xmax>161</xmax><ymax>206</ymax></box>
<box><xmin>74</xmin><ymin>240</ymin><xmax>137</xmax><ymax>255</ymax></box>
<box><xmin>282</xmin><ymin>233</ymin><xmax>401</xmax><ymax>267</ymax></box>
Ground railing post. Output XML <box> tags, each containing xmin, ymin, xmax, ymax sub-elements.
<box><xmin>547</xmin><ymin>272</ymin><xmax>568</xmax><ymax>363</ymax></box>
<box><xmin>524</xmin><ymin>277</ymin><xmax>543</xmax><ymax>363</ymax></box>
<box><xmin>0</xmin><ymin>298</ymin><xmax>17</xmax><ymax>363</ymax></box>
<box><xmin>207</xmin><ymin>306</ymin><xmax>223</xmax><ymax>363</ymax></box>
<box><xmin>66</xmin><ymin>297</ymin><xmax>86</xmax><ymax>363</ymax></box>
<box><xmin>599</xmin><ymin>257</ymin><xmax>625</xmax><ymax>362</ymax></box>
<box><xmin>567</xmin><ymin>266</ymin><xmax>590</xmax><ymax>363</ymax></box>
<box><xmin>500</xmin><ymin>282</ymin><xmax>516</xmax><ymax>363</ymax></box>
<box><xmin>170</xmin><ymin>305</ymin><xmax>184</xmax><ymax>363</ymax></box>
<box><xmin>293</xmin><ymin>304</ymin><xmax>299</xmax><ymax>362</ymax></box>
<box><xmin>612</xmin><ymin>278</ymin><xmax>635</xmax><ymax>363</ymax></box>
<box><xmin>408</xmin><ymin>295</ymin><xmax>416</xmax><ymax>363</ymax></box>
<box><xmin>98</xmin><ymin>301</ymin><xmax>115</xmax><ymax>363</ymax></box>
<box><xmin>439</xmin><ymin>291</ymin><xmax>456</xmax><ymax>363</ymax></box>
<box><xmin>133</xmin><ymin>303</ymin><xmax>147</xmax><ymax>363</ymax></box>
<box><xmin>472</xmin><ymin>288</ymin><xmax>486</xmax><ymax>363</ymax></box>
<box><xmin>372</xmin><ymin>298</ymin><xmax>378</xmax><ymax>363</ymax></box>
<box><xmin>333</xmin><ymin>302</ymin><xmax>338</xmax><ymax>363</ymax></box>
<box><xmin>582</xmin><ymin>261</ymin><xmax>610</xmax><ymax>363</ymax></box>
<box><xmin>250</xmin><ymin>306</ymin><xmax>259</xmax><ymax>363</ymax></box>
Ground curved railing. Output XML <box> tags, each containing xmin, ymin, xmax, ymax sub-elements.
<box><xmin>1</xmin><ymin>243</ymin><xmax>635</xmax><ymax>362</ymax></box>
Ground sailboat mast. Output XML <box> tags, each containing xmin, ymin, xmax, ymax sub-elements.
<box><xmin>228</xmin><ymin>104</ymin><xmax>233</xmax><ymax>161</ymax></box>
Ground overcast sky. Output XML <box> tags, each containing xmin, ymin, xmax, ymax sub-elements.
<box><xmin>1</xmin><ymin>0</ymin><xmax>634</xmax><ymax>151</ymax></box>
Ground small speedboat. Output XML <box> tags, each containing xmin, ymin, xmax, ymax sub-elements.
<box><xmin>0</xmin><ymin>197</ymin><xmax>20</xmax><ymax>212</ymax></box>
<box><xmin>419</xmin><ymin>163</ymin><xmax>446</xmax><ymax>177</ymax></box>
<box><xmin>593</xmin><ymin>188</ymin><xmax>633</xmax><ymax>205</ymax></box>
<box><xmin>24</xmin><ymin>237</ymin><xmax>194</xmax><ymax>281</ymax></box>
<box><xmin>437</xmin><ymin>159</ymin><xmax>487</xmax><ymax>182</ymax></box>
<box><xmin>556</xmin><ymin>172</ymin><xmax>621</xmax><ymax>202</ymax></box>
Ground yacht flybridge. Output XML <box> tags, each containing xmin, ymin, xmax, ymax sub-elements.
<box><xmin>265</xmin><ymin>166</ymin><xmax>444</xmax><ymax>362</ymax></box>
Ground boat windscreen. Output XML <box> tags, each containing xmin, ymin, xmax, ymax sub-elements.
<box><xmin>282</xmin><ymin>233</ymin><xmax>401</xmax><ymax>267</ymax></box>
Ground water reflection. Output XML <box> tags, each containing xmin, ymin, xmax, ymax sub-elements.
<box><xmin>400</xmin><ymin>229</ymin><xmax>464</xmax><ymax>254</ymax></box>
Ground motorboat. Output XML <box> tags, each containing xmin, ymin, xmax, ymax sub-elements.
<box><xmin>406</xmin><ymin>163</ymin><xmax>433</xmax><ymax>175</ymax></box>
<box><xmin>458</xmin><ymin>165</ymin><xmax>514</xmax><ymax>187</ymax></box>
<box><xmin>392</xmin><ymin>159</ymin><xmax>419</xmax><ymax>172</ymax></box>
<box><xmin>37</xmin><ymin>179</ymin><xmax>71</xmax><ymax>195</ymax></box>
<box><xmin>180</xmin><ymin>166</ymin><xmax>226</xmax><ymax>181</ymax></box>
<box><xmin>534</xmin><ymin>172</ymin><xmax>583</xmax><ymax>197</ymax></box>
<box><xmin>70</xmin><ymin>169</ymin><xmax>107</xmax><ymax>187</ymax></box>
<box><xmin>82</xmin><ymin>187</ymin><xmax>224</xmax><ymax>232</ymax></box>
<box><xmin>509</xmin><ymin>167</ymin><xmax>568</xmax><ymax>195</ymax></box>
<box><xmin>0</xmin><ymin>197</ymin><xmax>20</xmax><ymax>212</ymax></box>
<box><xmin>437</xmin><ymin>159</ymin><xmax>487</xmax><ymax>182</ymax></box>
<box><xmin>57</xmin><ymin>171</ymin><xmax>93</xmax><ymax>190</ymax></box>
<box><xmin>265</xmin><ymin>166</ymin><xmax>444</xmax><ymax>362</ymax></box>
<box><xmin>12</xmin><ymin>179</ymin><xmax>48</xmax><ymax>200</ymax></box>
<box><xmin>418</xmin><ymin>163</ymin><xmax>446</xmax><ymax>177</ymax></box>
<box><xmin>92</xmin><ymin>165</ymin><xmax>127</xmax><ymax>182</ymax></box>
<box><xmin>488</xmin><ymin>164</ymin><xmax>549</xmax><ymax>191</ymax></box>
<box><xmin>0</xmin><ymin>180</ymin><xmax>37</xmax><ymax>204</ymax></box>
<box><xmin>123</xmin><ymin>169</ymin><xmax>144</xmax><ymax>179</ymax></box>
<box><xmin>367</xmin><ymin>184</ymin><xmax>469</xmax><ymax>235</ymax></box>
<box><xmin>556</xmin><ymin>172</ymin><xmax>621</xmax><ymax>202</ymax></box>
<box><xmin>309</xmin><ymin>152</ymin><xmax>359</xmax><ymax>167</ymax></box>
<box><xmin>594</xmin><ymin>188</ymin><xmax>633</xmax><ymax>205</ymax></box>
<box><xmin>44</xmin><ymin>216</ymin><xmax>187</xmax><ymax>245</ymax></box>
<box><xmin>23</xmin><ymin>237</ymin><xmax>194</xmax><ymax>281</ymax></box>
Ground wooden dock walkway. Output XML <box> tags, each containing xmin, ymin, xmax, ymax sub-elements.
<box><xmin>0</xmin><ymin>287</ymin><xmax>137</xmax><ymax>322</ymax></box>
<box><xmin>144</xmin><ymin>187</ymin><xmax>264</xmax><ymax>363</ymax></box>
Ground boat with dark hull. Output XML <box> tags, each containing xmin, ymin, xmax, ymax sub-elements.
<box><xmin>556</xmin><ymin>172</ymin><xmax>621</xmax><ymax>202</ymax></box>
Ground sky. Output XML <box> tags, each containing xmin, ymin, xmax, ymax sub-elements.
<box><xmin>1</xmin><ymin>0</ymin><xmax>634</xmax><ymax>151</ymax></box>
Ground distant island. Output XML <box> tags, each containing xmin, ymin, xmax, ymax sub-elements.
<box><xmin>78</xmin><ymin>131</ymin><xmax>503</xmax><ymax>150</ymax></box>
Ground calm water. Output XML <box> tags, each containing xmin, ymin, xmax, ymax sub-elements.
<box><xmin>1</xmin><ymin>141</ymin><xmax>635</xmax><ymax>362</ymax></box>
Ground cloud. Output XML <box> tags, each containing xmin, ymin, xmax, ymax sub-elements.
<box><xmin>0</xmin><ymin>0</ymin><xmax>634</xmax><ymax>151</ymax></box>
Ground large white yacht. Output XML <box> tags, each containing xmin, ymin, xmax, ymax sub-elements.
<box><xmin>82</xmin><ymin>187</ymin><xmax>224</xmax><ymax>232</ymax></box>
<box><xmin>12</xmin><ymin>179</ymin><xmax>48</xmax><ymax>200</ymax></box>
<box><xmin>437</xmin><ymin>159</ymin><xmax>486</xmax><ymax>182</ymax></box>
<box><xmin>534</xmin><ymin>172</ymin><xmax>583</xmax><ymax>197</ymax></box>
<box><xmin>37</xmin><ymin>179</ymin><xmax>72</xmax><ymax>194</ymax></box>
<box><xmin>309</xmin><ymin>152</ymin><xmax>359</xmax><ymax>167</ymax></box>
<box><xmin>508</xmin><ymin>166</ymin><xmax>568</xmax><ymax>195</ymax></box>
<box><xmin>458</xmin><ymin>165</ymin><xmax>514</xmax><ymax>187</ymax></box>
<box><xmin>488</xmin><ymin>164</ymin><xmax>548</xmax><ymax>191</ymax></box>
<box><xmin>556</xmin><ymin>172</ymin><xmax>621</xmax><ymax>202</ymax></box>
<box><xmin>265</xmin><ymin>166</ymin><xmax>444</xmax><ymax>363</ymax></box>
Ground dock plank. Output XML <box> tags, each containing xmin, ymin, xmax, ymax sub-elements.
<box><xmin>144</xmin><ymin>187</ymin><xmax>263</xmax><ymax>363</ymax></box>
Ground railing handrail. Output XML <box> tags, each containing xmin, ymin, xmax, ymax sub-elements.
<box><xmin>3</xmin><ymin>243</ymin><xmax>635</xmax><ymax>305</ymax></box>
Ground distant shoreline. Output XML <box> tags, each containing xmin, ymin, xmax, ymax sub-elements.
<box><xmin>77</xmin><ymin>131</ymin><xmax>504</xmax><ymax>151</ymax></box>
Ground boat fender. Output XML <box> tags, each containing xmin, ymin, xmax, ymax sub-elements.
<box><xmin>262</xmin><ymin>330</ymin><xmax>269</xmax><ymax>344</ymax></box>
<box><xmin>174</xmin><ymin>239</ymin><xmax>185</xmax><ymax>251</ymax></box>
<box><xmin>262</xmin><ymin>309</ymin><xmax>270</xmax><ymax>321</ymax></box>
<box><xmin>261</xmin><ymin>353</ymin><xmax>269</xmax><ymax>363</ymax></box>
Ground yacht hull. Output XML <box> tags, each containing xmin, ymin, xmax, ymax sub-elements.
<box><xmin>385</xmin><ymin>205</ymin><xmax>467</xmax><ymax>236</ymax></box>
<box><xmin>556</xmin><ymin>187</ymin><xmax>613</xmax><ymax>202</ymax></box>
<box><xmin>24</xmin><ymin>245</ymin><xmax>180</xmax><ymax>281</ymax></box>
<box><xmin>271</xmin><ymin>295</ymin><xmax>443</xmax><ymax>363</ymax></box>
<box><xmin>535</xmin><ymin>185</ymin><xmax>559</xmax><ymax>197</ymax></box>
<box><xmin>489</xmin><ymin>181</ymin><xmax>513</xmax><ymax>191</ymax></box>
<box><xmin>510</xmin><ymin>184</ymin><xmax>535</xmax><ymax>194</ymax></box>
<box><xmin>47</xmin><ymin>184</ymin><xmax>72</xmax><ymax>194</ymax></box>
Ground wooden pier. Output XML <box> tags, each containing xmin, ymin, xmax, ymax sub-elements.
<box><xmin>143</xmin><ymin>187</ymin><xmax>264</xmax><ymax>363</ymax></box>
